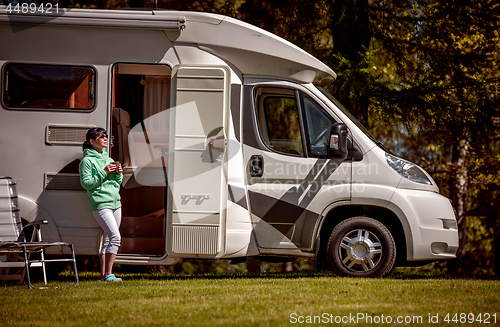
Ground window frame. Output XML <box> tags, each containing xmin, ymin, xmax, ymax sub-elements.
<box><xmin>298</xmin><ymin>91</ymin><xmax>336</xmax><ymax>159</ymax></box>
<box><xmin>1</xmin><ymin>62</ymin><xmax>97</xmax><ymax>112</ymax></box>
<box><xmin>253</xmin><ymin>86</ymin><xmax>308</xmax><ymax>158</ymax></box>
<box><xmin>253</xmin><ymin>85</ymin><xmax>339</xmax><ymax>159</ymax></box>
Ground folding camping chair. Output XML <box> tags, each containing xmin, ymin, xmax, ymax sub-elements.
<box><xmin>0</xmin><ymin>177</ymin><xmax>79</xmax><ymax>288</ymax></box>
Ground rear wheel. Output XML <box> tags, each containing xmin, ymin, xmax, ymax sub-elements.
<box><xmin>326</xmin><ymin>217</ymin><xmax>396</xmax><ymax>278</ymax></box>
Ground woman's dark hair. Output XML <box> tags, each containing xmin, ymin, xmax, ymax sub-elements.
<box><xmin>83</xmin><ymin>127</ymin><xmax>107</xmax><ymax>150</ymax></box>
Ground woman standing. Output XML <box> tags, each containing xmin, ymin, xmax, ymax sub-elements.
<box><xmin>79</xmin><ymin>127</ymin><xmax>123</xmax><ymax>282</ymax></box>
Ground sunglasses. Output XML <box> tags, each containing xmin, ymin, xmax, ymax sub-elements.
<box><xmin>96</xmin><ymin>134</ymin><xmax>108</xmax><ymax>139</ymax></box>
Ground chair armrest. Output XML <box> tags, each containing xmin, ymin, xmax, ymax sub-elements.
<box><xmin>23</xmin><ymin>219</ymin><xmax>48</xmax><ymax>229</ymax></box>
<box><xmin>21</xmin><ymin>220</ymin><xmax>49</xmax><ymax>242</ymax></box>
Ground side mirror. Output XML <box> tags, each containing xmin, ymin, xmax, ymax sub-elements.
<box><xmin>328</xmin><ymin>123</ymin><xmax>348</xmax><ymax>160</ymax></box>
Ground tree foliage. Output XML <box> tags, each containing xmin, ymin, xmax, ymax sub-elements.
<box><xmin>366</xmin><ymin>0</ymin><xmax>500</xmax><ymax>275</ymax></box>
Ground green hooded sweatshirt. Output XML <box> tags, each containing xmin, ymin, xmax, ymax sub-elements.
<box><xmin>79</xmin><ymin>148</ymin><xmax>123</xmax><ymax>211</ymax></box>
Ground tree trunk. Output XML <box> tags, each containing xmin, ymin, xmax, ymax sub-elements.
<box><xmin>448</xmin><ymin>138</ymin><xmax>469</xmax><ymax>275</ymax></box>
<box><xmin>495</xmin><ymin>214</ymin><xmax>500</xmax><ymax>278</ymax></box>
<box><xmin>328</xmin><ymin>0</ymin><xmax>371</xmax><ymax>127</ymax></box>
<box><xmin>246</xmin><ymin>257</ymin><xmax>261</xmax><ymax>273</ymax></box>
<box><xmin>282</xmin><ymin>261</ymin><xmax>294</xmax><ymax>272</ymax></box>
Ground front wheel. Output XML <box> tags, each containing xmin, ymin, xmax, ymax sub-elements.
<box><xmin>326</xmin><ymin>217</ymin><xmax>396</xmax><ymax>278</ymax></box>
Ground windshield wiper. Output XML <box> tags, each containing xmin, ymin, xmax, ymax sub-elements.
<box><xmin>368</xmin><ymin>135</ymin><xmax>395</xmax><ymax>156</ymax></box>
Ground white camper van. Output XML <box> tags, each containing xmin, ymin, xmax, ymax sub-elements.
<box><xmin>0</xmin><ymin>6</ymin><xmax>458</xmax><ymax>277</ymax></box>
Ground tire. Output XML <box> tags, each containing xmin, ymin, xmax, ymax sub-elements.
<box><xmin>326</xmin><ymin>216</ymin><xmax>396</xmax><ymax>278</ymax></box>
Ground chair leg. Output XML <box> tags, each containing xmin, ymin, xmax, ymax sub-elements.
<box><xmin>22</xmin><ymin>246</ymin><xmax>34</xmax><ymax>289</ymax></box>
<box><xmin>35</xmin><ymin>228</ymin><xmax>48</xmax><ymax>285</ymax></box>
<box><xmin>19</xmin><ymin>266</ymin><xmax>27</xmax><ymax>285</ymax></box>
<box><xmin>70</xmin><ymin>244</ymin><xmax>79</xmax><ymax>286</ymax></box>
<box><xmin>15</xmin><ymin>243</ymin><xmax>79</xmax><ymax>288</ymax></box>
<box><xmin>39</xmin><ymin>249</ymin><xmax>47</xmax><ymax>285</ymax></box>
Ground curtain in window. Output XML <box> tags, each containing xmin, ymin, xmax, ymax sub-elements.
<box><xmin>143</xmin><ymin>76</ymin><xmax>170</xmax><ymax>133</ymax></box>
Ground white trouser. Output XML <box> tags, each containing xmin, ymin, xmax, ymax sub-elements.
<box><xmin>92</xmin><ymin>208</ymin><xmax>122</xmax><ymax>255</ymax></box>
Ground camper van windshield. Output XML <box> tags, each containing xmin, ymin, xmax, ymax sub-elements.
<box><xmin>316</xmin><ymin>85</ymin><xmax>393</xmax><ymax>153</ymax></box>
<box><xmin>315</xmin><ymin>86</ymin><xmax>373</xmax><ymax>137</ymax></box>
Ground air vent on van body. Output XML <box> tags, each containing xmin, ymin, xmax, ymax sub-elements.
<box><xmin>171</xmin><ymin>225</ymin><xmax>219</xmax><ymax>255</ymax></box>
<box><xmin>46</xmin><ymin>125</ymin><xmax>95</xmax><ymax>145</ymax></box>
<box><xmin>45</xmin><ymin>173</ymin><xmax>85</xmax><ymax>192</ymax></box>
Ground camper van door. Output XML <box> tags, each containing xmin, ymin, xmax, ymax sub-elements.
<box><xmin>167</xmin><ymin>66</ymin><xmax>230</xmax><ymax>258</ymax></box>
<box><xmin>243</xmin><ymin>82</ymin><xmax>351</xmax><ymax>251</ymax></box>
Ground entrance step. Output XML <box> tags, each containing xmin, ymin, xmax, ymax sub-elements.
<box><xmin>118</xmin><ymin>237</ymin><xmax>165</xmax><ymax>256</ymax></box>
<box><xmin>118</xmin><ymin>216</ymin><xmax>166</xmax><ymax>256</ymax></box>
<box><xmin>120</xmin><ymin>216</ymin><xmax>165</xmax><ymax>238</ymax></box>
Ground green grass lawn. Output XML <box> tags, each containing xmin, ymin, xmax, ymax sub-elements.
<box><xmin>1</xmin><ymin>270</ymin><xmax>499</xmax><ymax>326</ymax></box>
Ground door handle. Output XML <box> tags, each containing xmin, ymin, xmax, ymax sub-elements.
<box><xmin>209</xmin><ymin>136</ymin><xmax>226</xmax><ymax>151</ymax></box>
<box><xmin>208</xmin><ymin>136</ymin><xmax>225</xmax><ymax>163</ymax></box>
<box><xmin>249</xmin><ymin>155</ymin><xmax>263</xmax><ymax>177</ymax></box>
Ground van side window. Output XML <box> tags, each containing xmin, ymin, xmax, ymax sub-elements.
<box><xmin>3</xmin><ymin>63</ymin><xmax>95</xmax><ymax>110</ymax></box>
<box><xmin>256</xmin><ymin>88</ymin><xmax>304</xmax><ymax>156</ymax></box>
<box><xmin>300</xmin><ymin>92</ymin><xmax>335</xmax><ymax>158</ymax></box>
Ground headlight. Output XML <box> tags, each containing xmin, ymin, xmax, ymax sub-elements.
<box><xmin>386</xmin><ymin>153</ymin><xmax>432</xmax><ymax>185</ymax></box>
